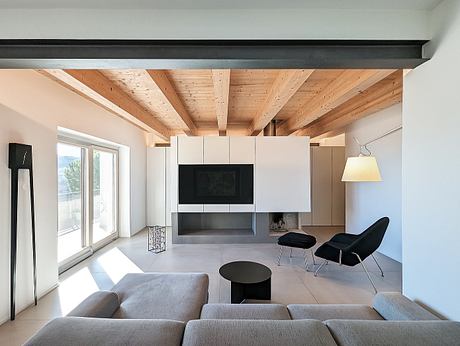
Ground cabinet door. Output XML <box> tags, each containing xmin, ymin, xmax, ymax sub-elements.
<box><xmin>165</xmin><ymin>147</ymin><xmax>172</xmax><ymax>226</ymax></box>
<box><xmin>204</xmin><ymin>204</ymin><xmax>230</xmax><ymax>212</ymax></box>
<box><xmin>230</xmin><ymin>137</ymin><xmax>255</xmax><ymax>163</ymax></box>
<box><xmin>147</xmin><ymin>147</ymin><xmax>166</xmax><ymax>226</ymax></box>
<box><xmin>312</xmin><ymin>146</ymin><xmax>332</xmax><ymax>225</ymax></box>
<box><xmin>170</xmin><ymin>137</ymin><xmax>178</xmax><ymax>213</ymax></box>
<box><xmin>255</xmin><ymin>137</ymin><xmax>310</xmax><ymax>212</ymax></box>
<box><xmin>178</xmin><ymin>136</ymin><xmax>203</xmax><ymax>164</ymax></box>
<box><xmin>230</xmin><ymin>204</ymin><xmax>256</xmax><ymax>212</ymax></box>
<box><xmin>204</xmin><ymin>137</ymin><xmax>229</xmax><ymax>164</ymax></box>
<box><xmin>332</xmin><ymin>147</ymin><xmax>346</xmax><ymax>226</ymax></box>
<box><xmin>178</xmin><ymin>204</ymin><xmax>204</xmax><ymax>212</ymax></box>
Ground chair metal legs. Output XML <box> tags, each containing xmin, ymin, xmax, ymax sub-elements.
<box><xmin>277</xmin><ymin>246</ymin><xmax>283</xmax><ymax>266</ymax></box>
<box><xmin>371</xmin><ymin>254</ymin><xmax>384</xmax><ymax>277</ymax></box>
<box><xmin>314</xmin><ymin>259</ymin><xmax>328</xmax><ymax>277</ymax></box>
<box><xmin>353</xmin><ymin>252</ymin><xmax>378</xmax><ymax>294</ymax></box>
<box><xmin>311</xmin><ymin>249</ymin><xmax>316</xmax><ymax>265</ymax></box>
<box><xmin>277</xmin><ymin>246</ymin><xmax>316</xmax><ymax>272</ymax></box>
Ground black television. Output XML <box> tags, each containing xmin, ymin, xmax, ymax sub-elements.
<box><xmin>179</xmin><ymin>164</ymin><xmax>253</xmax><ymax>204</ymax></box>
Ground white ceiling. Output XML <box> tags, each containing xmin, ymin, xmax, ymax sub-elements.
<box><xmin>0</xmin><ymin>0</ymin><xmax>443</xmax><ymax>10</ymax></box>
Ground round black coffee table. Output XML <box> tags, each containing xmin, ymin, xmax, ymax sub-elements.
<box><xmin>219</xmin><ymin>261</ymin><xmax>272</xmax><ymax>304</ymax></box>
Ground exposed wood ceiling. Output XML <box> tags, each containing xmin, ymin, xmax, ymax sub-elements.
<box><xmin>39</xmin><ymin>68</ymin><xmax>403</xmax><ymax>143</ymax></box>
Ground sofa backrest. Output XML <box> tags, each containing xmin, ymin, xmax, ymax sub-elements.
<box><xmin>325</xmin><ymin>320</ymin><xmax>460</xmax><ymax>346</ymax></box>
<box><xmin>24</xmin><ymin>317</ymin><xmax>185</xmax><ymax>346</ymax></box>
<box><xmin>67</xmin><ymin>291</ymin><xmax>120</xmax><ymax>318</ymax></box>
<box><xmin>201</xmin><ymin>303</ymin><xmax>291</xmax><ymax>320</ymax></box>
<box><xmin>372</xmin><ymin>292</ymin><xmax>440</xmax><ymax>320</ymax></box>
<box><xmin>182</xmin><ymin>319</ymin><xmax>338</xmax><ymax>346</ymax></box>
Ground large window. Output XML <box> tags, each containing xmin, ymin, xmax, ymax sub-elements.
<box><xmin>57</xmin><ymin>140</ymin><xmax>118</xmax><ymax>272</ymax></box>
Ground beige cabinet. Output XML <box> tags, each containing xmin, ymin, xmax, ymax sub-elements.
<box><xmin>332</xmin><ymin>147</ymin><xmax>346</xmax><ymax>225</ymax></box>
<box><xmin>301</xmin><ymin>146</ymin><xmax>345</xmax><ymax>226</ymax></box>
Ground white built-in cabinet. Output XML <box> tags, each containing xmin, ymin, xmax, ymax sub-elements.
<box><xmin>178</xmin><ymin>136</ymin><xmax>203</xmax><ymax>164</ymax></box>
<box><xmin>300</xmin><ymin>146</ymin><xmax>345</xmax><ymax>226</ymax></box>
<box><xmin>204</xmin><ymin>136</ymin><xmax>229</xmax><ymax>163</ymax></box>
<box><xmin>147</xmin><ymin>147</ymin><xmax>172</xmax><ymax>226</ymax></box>
<box><xmin>229</xmin><ymin>137</ymin><xmax>255</xmax><ymax>164</ymax></box>
<box><xmin>148</xmin><ymin>136</ymin><xmax>312</xmax><ymax>221</ymax></box>
<box><xmin>255</xmin><ymin>137</ymin><xmax>310</xmax><ymax>212</ymax></box>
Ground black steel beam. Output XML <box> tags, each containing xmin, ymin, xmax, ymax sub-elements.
<box><xmin>0</xmin><ymin>39</ymin><xmax>428</xmax><ymax>69</ymax></box>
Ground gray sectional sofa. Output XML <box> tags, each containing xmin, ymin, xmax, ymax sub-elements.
<box><xmin>25</xmin><ymin>272</ymin><xmax>460</xmax><ymax>346</ymax></box>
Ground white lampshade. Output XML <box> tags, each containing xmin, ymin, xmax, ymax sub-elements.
<box><xmin>342</xmin><ymin>156</ymin><xmax>382</xmax><ymax>182</ymax></box>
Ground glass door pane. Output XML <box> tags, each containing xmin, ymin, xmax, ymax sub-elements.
<box><xmin>92</xmin><ymin>149</ymin><xmax>117</xmax><ymax>244</ymax></box>
<box><xmin>57</xmin><ymin>143</ymin><xmax>85</xmax><ymax>263</ymax></box>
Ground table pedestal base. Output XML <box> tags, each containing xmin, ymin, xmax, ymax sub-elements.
<box><xmin>230</xmin><ymin>278</ymin><xmax>271</xmax><ymax>304</ymax></box>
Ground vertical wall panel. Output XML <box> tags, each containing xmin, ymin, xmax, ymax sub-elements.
<box><xmin>311</xmin><ymin>146</ymin><xmax>332</xmax><ymax>225</ymax></box>
<box><xmin>332</xmin><ymin>147</ymin><xmax>346</xmax><ymax>226</ymax></box>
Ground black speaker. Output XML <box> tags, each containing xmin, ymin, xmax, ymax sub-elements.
<box><xmin>9</xmin><ymin>143</ymin><xmax>33</xmax><ymax>170</ymax></box>
<box><xmin>8</xmin><ymin>142</ymin><xmax>37</xmax><ymax>321</ymax></box>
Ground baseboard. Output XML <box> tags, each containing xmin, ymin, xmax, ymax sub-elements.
<box><xmin>127</xmin><ymin>226</ymin><xmax>148</xmax><ymax>237</ymax></box>
<box><xmin>0</xmin><ymin>282</ymin><xmax>59</xmax><ymax>326</ymax></box>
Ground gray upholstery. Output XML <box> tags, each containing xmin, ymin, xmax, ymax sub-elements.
<box><xmin>325</xmin><ymin>320</ymin><xmax>460</xmax><ymax>346</ymax></box>
<box><xmin>67</xmin><ymin>291</ymin><xmax>120</xmax><ymax>318</ymax></box>
<box><xmin>372</xmin><ymin>292</ymin><xmax>440</xmax><ymax>320</ymax></box>
<box><xmin>111</xmin><ymin>273</ymin><xmax>209</xmax><ymax>322</ymax></box>
<box><xmin>201</xmin><ymin>304</ymin><xmax>291</xmax><ymax>320</ymax></box>
<box><xmin>288</xmin><ymin>304</ymin><xmax>383</xmax><ymax>321</ymax></box>
<box><xmin>183</xmin><ymin>319</ymin><xmax>338</xmax><ymax>346</ymax></box>
<box><xmin>24</xmin><ymin>317</ymin><xmax>185</xmax><ymax>346</ymax></box>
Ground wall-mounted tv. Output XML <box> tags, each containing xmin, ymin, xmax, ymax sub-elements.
<box><xmin>179</xmin><ymin>164</ymin><xmax>253</xmax><ymax>204</ymax></box>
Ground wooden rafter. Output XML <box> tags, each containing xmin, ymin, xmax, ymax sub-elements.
<box><xmin>276</xmin><ymin>69</ymin><xmax>396</xmax><ymax>135</ymax></box>
<box><xmin>40</xmin><ymin>69</ymin><xmax>171</xmax><ymax>141</ymax></box>
<box><xmin>211</xmin><ymin>69</ymin><xmax>231</xmax><ymax>135</ymax></box>
<box><xmin>297</xmin><ymin>71</ymin><xmax>403</xmax><ymax>138</ymax></box>
<box><xmin>248</xmin><ymin>69</ymin><xmax>315</xmax><ymax>136</ymax></box>
<box><xmin>146</xmin><ymin>70</ymin><xmax>197</xmax><ymax>135</ymax></box>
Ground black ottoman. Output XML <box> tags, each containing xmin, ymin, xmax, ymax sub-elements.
<box><xmin>276</xmin><ymin>232</ymin><xmax>317</xmax><ymax>271</ymax></box>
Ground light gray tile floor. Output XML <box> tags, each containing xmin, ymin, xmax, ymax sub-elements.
<box><xmin>0</xmin><ymin>226</ymin><xmax>401</xmax><ymax>345</ymax></box>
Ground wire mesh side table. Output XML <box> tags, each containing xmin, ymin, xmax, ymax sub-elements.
<box><xmin>147</xmin><ymin>225</ymin><xmax>166</xmax><ymax>253</ymax></box>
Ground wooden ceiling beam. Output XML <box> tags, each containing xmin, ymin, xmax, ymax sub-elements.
<box><xmin>297</xmin><ymin>71</ymin><xmax>403</xmax><ymax>138</ymax></box>
<box><xmin>211</xmin><ymin>69</ymin><xmax>231</xmax><ymax>136</ymax></box>
<box><xmin>40</xmin><ymin>69</ymin><xmax>171</xmax><ymax>141</ymax></box>
<box><xmin>277</xmin><ymin>69</ymin><xmax>396</xmax><ymax>136</ymax></box>
<box><xmin>248</xmin><ymin>69</ymin><xmax>315</xmax><ymax>136</ymax></box>
<box><xmin>146</xmin><ymin>70</ymin><xmax>197</xmax><ymax>135</ymax></box>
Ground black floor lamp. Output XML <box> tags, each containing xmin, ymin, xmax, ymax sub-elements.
<box><xmin>8</xmin><ymin>143</ymin><xmax>38</xmax><ymax>321</ymax></box>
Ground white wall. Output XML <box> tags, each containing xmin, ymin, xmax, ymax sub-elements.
<box><xmin>345</xmin><ymin>104</ymin><xmax>402</xmax><ymax>262</ymax></box>
<box><xmin>0</xmin><ymin>70</ymin><xmax>147</xmax><ymax>323</ymax></box>
<box><xmin>0</xmin><ymin>8</ymin><xmax>429</xmax><ymax>40</ymax></box>
<box><xmin>402</xmin><ymin>0</ymin><xmax>460</xmax><ymax>320</ymax></box>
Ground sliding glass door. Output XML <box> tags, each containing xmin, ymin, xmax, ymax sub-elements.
<box><xmin>58</xmin><ymin>140</ymin><xmax>118</xmax><ymax>272</ymax></box>
<box><xmin>92</xmin><ymin>148</ymin><xmax>117</xmax><ymax>245</ymax></box>
<box><xmin>57</xmin><ymin>143</ymin><xmax>86</xmax><ymax>263</ymax></box>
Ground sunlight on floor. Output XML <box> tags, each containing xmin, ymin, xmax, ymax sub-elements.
<box><xmin>58</xmin><ymin>267</ymin><xmax>99</xmax><ymax>315</ymax></box>
<box><xmin>56</xmin><ymin>247</ymin><xmax>143</xmax><ymax>314</ymax></box>
<box><xmin>96</xmin><ymin>247</ymin><xmax>143</xmax><ymax>283</ymax></box>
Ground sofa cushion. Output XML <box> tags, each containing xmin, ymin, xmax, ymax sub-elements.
<box><xmin>201</xmin><ymin>304</ymin><xmax>291</xmax><ymax>320</ymax></box>
<box><xmin>183</xmin><ymin>319</ymin><xmax>337</xmax><ymax>346</ymax></box>
<box><xmin>288</xmin><ymin>304</ymin><xmax>383</xmax><ymax>321</ymax></box>
<box><xmin>67</xmin><ymin>291</ymin><xmax>120</xmax><ymax>318</ymax></box>
<box><xmin>372</xmin><ymin>292</ymin><xmax>439</xmax><ymax>320</ymax></box>
<box><xmin>24</xmin><ymin>317</ymin><xmax>185</xmax><ymax>346</ymax></box>
<box><xmin>325</xmin><ymin>320</ymin><xmax>460</xmax><ymax>346</ymax></box>
<box><xmin>111</xmin><ymin>273</ymin><xmax>209</xmax><ymax>322</ymax></box>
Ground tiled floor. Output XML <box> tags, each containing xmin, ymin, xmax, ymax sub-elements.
<box><xmin>0</xmin><ymin>226</ymin><xmax>401</xmax><ymax>345</ymax></box>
